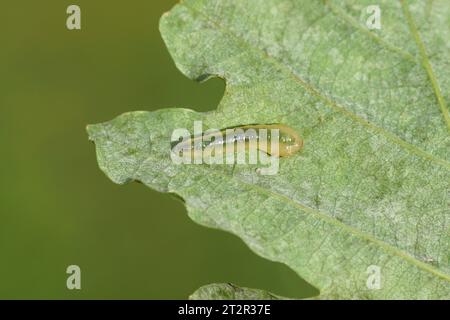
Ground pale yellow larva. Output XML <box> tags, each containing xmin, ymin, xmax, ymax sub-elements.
<box><xmin>173</xmin><ymin>124</ymin><xmax>303</xmax><ymax>158</ymax></box>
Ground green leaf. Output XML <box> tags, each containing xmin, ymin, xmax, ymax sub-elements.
<box><xmin>87</xmin><ymin>0</ymin><xmax>450</xmax><ymax>299</ymax></box>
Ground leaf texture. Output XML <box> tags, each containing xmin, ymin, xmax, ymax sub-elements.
<box><xmin>88</xmin><ymin>0</ymin><xmax>450</xmax><ymax>299</ymax></box>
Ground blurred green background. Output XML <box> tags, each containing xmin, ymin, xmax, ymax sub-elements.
<box><xmin>0</xmin><ymin>1</ymin><xmax>317</xmax><ymax>299</ymax></box>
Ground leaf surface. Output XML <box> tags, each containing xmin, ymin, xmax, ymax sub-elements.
<box><xmin>88</xmin><ymin>0</ymin><xmax>450</xmax><ymax>299</ymax></box>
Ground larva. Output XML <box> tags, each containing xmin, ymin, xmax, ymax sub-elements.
<box><xmin>172</xmin><ymin>124</ymin><xmax>303</xmax><ymax>159</ymax></box>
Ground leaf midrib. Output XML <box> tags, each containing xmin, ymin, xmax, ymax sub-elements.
<box><xmin>399</xmin><ymin>0</ymin><xmax>450</xmax><ymax>131</ymax></box>
<box><xmin>176</xmin><ymin>1</ymin><xmax>450</xmax><ymax>170</ymax></box>
<box><xmin>324</xmin><ymin>0</ymin><xmax>417</xmax><ymax>63</ymax></box>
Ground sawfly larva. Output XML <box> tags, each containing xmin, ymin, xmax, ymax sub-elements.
<box><xmin>171</xmin><ymin>123</ymin><xmax>303</xmax><ymax>159</ymax></box>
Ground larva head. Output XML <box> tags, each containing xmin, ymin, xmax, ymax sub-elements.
<box><xmin>277</xmin><ymin>125</ymin><xmax>303</xmax><ymax>157</ymax></box>
<box><xmin>247</xmin><ymin>124</ymin><xmax>303</xmax><ymax>157</ymax></box>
